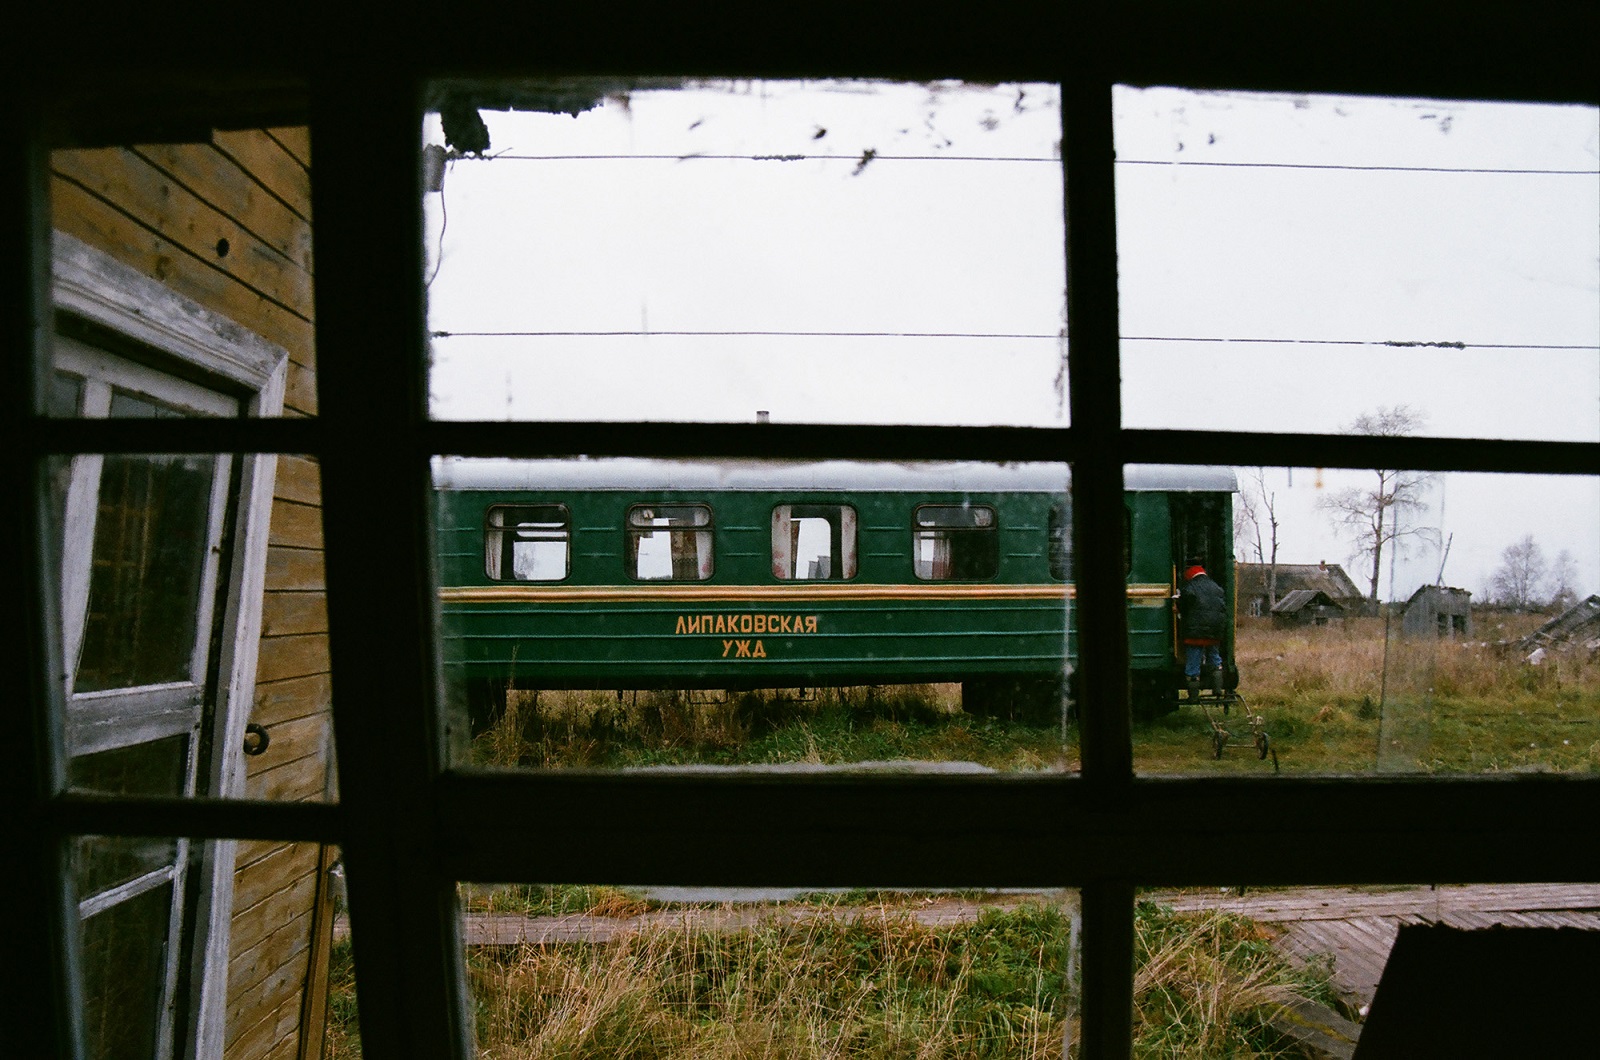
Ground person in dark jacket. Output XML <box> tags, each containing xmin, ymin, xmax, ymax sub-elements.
<box><xmin>1178</xmin><ymin>562</ymin><xmax>1227</xmax><ymax>699</ymax></box>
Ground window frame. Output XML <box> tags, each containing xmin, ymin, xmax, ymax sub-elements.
<box><xmin>623</xmin><ymin>501</ymin><xmax>715</xmax><ymax>582</ymax></box>
<box><xmin>41</xmin><ymin>232</ymin><xmax>290</xmax><ymax>1058</ymax></box>
<box><xmin>911</xmin><ymin>501</ymin><xmax>1000</xmax><ymax>581</ymax></box>
<box><xmin>8</xmin><ymin>15</ymin><xmax>1600</xmax><ymax>1060</ymax></box>
<box><xmin>770</xmin><ymin>502</ymin><xmax>858</xmax><ymax>581</ymax></box>
<box><xmin>482</xmin><ymin>502</ymin><xmax>571</xmax><ymax>583</ymax></box>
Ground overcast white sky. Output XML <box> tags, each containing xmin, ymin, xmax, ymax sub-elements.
<box><xmin>422</xmin><ymin>80</ymin><xmax>1598</xmax><ymax>603</ymax></box>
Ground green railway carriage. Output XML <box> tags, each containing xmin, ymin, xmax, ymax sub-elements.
<box><xmin>433</xmin><ymin>458</ymin><xmax>1238</xmax><ymax>721</ymax></box>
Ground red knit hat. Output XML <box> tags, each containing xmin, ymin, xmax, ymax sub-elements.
<box><xmin>1184</xmin><ymin>565</ymin><xmax>1206</xmax><ymax>580</ymax></box>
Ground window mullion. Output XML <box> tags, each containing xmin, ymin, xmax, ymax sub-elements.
<box><xmin>2</xmin><ymin>87</ymin><xmax>78</xmax><ymax>1059</ymax></box>
<box><xmin>1063</xmin><ymin>69</ymin><xmax>1135</xmax><ymax>1060</ymax></box>
<box><xmin>311</xmin><ymin>73</ymin><xmax>471</xmax><ymax>1060</ymax></box>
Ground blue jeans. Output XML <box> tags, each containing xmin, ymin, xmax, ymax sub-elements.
<box><xmin>1184</xmin><ymin>644</ymin><xmax>1222</xmax><ymax>679</ymax></box>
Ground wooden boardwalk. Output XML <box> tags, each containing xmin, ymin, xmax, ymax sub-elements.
<box><xmin>1147</xmin><ymin>883</ymin><xmax>1600</xmax><ymax>1009</ymax></box>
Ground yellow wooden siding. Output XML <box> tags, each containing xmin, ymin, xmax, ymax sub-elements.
<box><xmin>53</xmin><ymin>127</ymin><xmax>335</xmax><ymax>1060</ymax></box>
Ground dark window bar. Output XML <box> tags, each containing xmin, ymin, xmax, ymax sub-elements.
<box><xmin>8</xmin><ymin>10</ymin><xmax>1600</xmax><ymax>1060</ymax></box>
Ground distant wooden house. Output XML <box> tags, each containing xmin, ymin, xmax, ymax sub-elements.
<box><xmin>1237</xmin><ymin>562</ymin><xmax>1364</xmax><ymax>618</ymax></box>
<box><xmin>1271</xmin><ymin>589</ymin><xmax>1348</xmax><ymax>628</ymax></box>
<box><xmin>1402</xmin><ymin>585</ymin><xmax>1473</xmax><ymax>639</ymax></box>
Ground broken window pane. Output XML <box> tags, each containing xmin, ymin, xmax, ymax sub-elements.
<box><xmin>1115</xmin><ymin>87</ymin><xmax>1600</xmax><ymax>441</ymax></box>
<box><xmin>423</xmin><ymin>80</ymin><xmax>1067</xmax><ymax>426</ymax></box>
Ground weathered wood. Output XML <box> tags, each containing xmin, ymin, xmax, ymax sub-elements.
<box><xmin>229</xmin><ymin>909</ymin><xmax>313</xmax><ymax>998</ymax></box>
<box><xmin>246</xmin><ymin>747</ymin><xmax>333</xmax><ymax>803</ymax></box>
<box><xmin>212</xmin><ymin>130</ymin><xmax>311</xmax><ymax>224</ymax></box>
<box><xmin>268</xmin><ymin>497</ymin><xmax>324</xmax><ymax>550</ymax></box>
<box><xmin>245</xmin><ymin>713</ymin><xmax>331</xmax><ymax>778</ymax></box>
<box><xmin>252</xmin><ymin>673</ymin><xmax>333</xmax><ymax>728</ymax></box>
<box><xmin>261</xmin><ymin>591</ymin><xmax>328</xmax><ymax>638</ymax></box>
<box><xmin>1152</xmin><ymin>883</ymin><xmax>1600</xmax><ymax>921</ymax></box>
<box><xmin>230</xmin><ymin>867</ymin><xmax>320</xmax><ymax>955</ymax></box>
<box><xmin>1266</xmin><ymin>995</ymin><xmax>1360</xmax><ymax>1060</ymax></box>
<box><xmin>51</xmin><ymin>148</ymin><xmax>313</xmax><ymax>318</ymax></box>
<box><xmin>233</xmin><ymin>842</ymin><xmax>321</xmax><ymax>914</ymax></box>
<box><xmin>227</xmin><ymin>942</ymin><xmax>310</xmax><ymax>1045</ymax></box>
<box><xmin>235</xmin><ymin>837</ymin><xmax>286</xmax><ymax>874</ymax></box>
<box><xmin>256</xmin><ymin>633</ymin><xmax>331</xmax><ymax>685</ymax></box>
<box><xmin>225</xmin><ymin>988</ymin><xmax>302</xmax><ymax>1060</ymax></box>
<box><xmin>51</xmin><ymin>176</ymin><xmax>315</xmax><ymax>365</ymax></box>
<box><xmin>273</xmin><ymin>455</ymin><xmax>322</xmax><ymax>507</ymax></box>
<box><xmin>283</xmin><ymin>360</ymin><xmax>318</xmax><ymax>416</ymax></box>
<box><xmin>264</xmin><ymin>546</ymin><xmax>325</xmax><ymax>592</ymax></box>
<box><xmin>297</xmin><ymin>844</ymin><xmax>341</xmax><ymax>1060</ymax></box>
<box><xmin>132</xmin><ymin>142</ymin><xmax>312</xmax><ymax>271</ymax></box>
<box><xmin>265</xmin><ymin>127</ymin><xmax>311</xmax><ymax>169</ymax></box>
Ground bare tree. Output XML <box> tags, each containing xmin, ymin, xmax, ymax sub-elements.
<box><xmin>1491</xmin><ymin>534</ymin><xmax>1549</xmax><ymax>610</ymax></box>
<box><xmin>1549</xmin><ymin>549</ymin><xmax>1581</xmax><ymax>612</ymax></box>
<box><xmin>1317</xmin><ymin>406</ymin><xmax>1434</xmax><ymax>608</ymax></box>
<box><xmin>1236</xmin><ymin>467</ymin><xmax>1282</xmax><ymax>608</ymax></box>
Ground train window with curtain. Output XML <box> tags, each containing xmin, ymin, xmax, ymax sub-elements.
<box><xmin>484</xmin><ymin>504</ymin><xmax>569</xmax><ymax>581</ymax></box>
<box><xmin>913</xmin><ymin>504</ymin><xmax>999</xmax><ymax>580</ymax></box>
<box><xmin>627</xmin><ymin>504</ymin><xmax>714</xmax><ymax>581</ymax></box>
<box><xmin>771</xmin><ymin>504</ymin><xmax>857</xmax><ymax>580</ymax></box>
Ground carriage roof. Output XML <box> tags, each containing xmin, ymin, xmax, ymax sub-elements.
<box><xmin>432</xmin><ymin>457</ymin><xmax>1236</xmax><ymax>494</ymax></box>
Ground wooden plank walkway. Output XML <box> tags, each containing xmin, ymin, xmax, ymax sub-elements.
<box><xmin>1146</xmin><ymin>883</ymin><xmax>1600</xmax><ymax>1009</ymax></box>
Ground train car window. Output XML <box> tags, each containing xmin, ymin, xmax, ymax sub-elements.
<box><xmin>913</xmin><ymin>505</ymin><xmax>999</xmax><ymax>580</ymax></box>
<box><xmin>771</xmin><ymin>504</ymin><xmax>857</xmax><ymax>580</ymax></box>
<box><xmin>627</xmin><ymin>504</ymin><xmax>714</xmax><ymax>581</ymax></box>
<box><xmin>1049</xmin><ymin>503</ymin><xmax>1072</xmax><ymax>580</ymax></box>
<box><xmin>484</xmin><ymin>504</ymin><xmax>570</xmax><ymax>582</ymax></box>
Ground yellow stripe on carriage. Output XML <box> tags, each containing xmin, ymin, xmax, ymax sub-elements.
<box><xmin>438</xmin><ymin>583</ymin><xmax>1175</xmax><ymax>604</ymax></box>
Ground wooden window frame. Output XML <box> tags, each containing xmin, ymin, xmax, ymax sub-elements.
<box><xmin>47</xmin><ymin>233</ymin><xmax>290</xmax><ymax>1058</ymax></box>
<box><xmin>4</xmin><ymin>8</ymin><xmax>1598</xmax><ymax>1060</ymax></box>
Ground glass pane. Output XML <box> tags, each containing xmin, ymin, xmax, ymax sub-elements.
<box><xmin>75</xmin><ymin>452</ymin><xmax>218</xmax><ymax>692</ymax></box>
<box><xmin>436</xmin><ymin>458</ymin><xmax>1077</xmax><ymax>771</ymax></box>
<box><xmin>1133</xmin><ymin>467</ymin><xmax>1600</xmax><ymax>775</ymax></box>
<box><xmin>48</xmin><ymin>449</ymin><xmax>339</xmax><ymax>802</ymax></box>
<box><xmin>71</xmin><ymin>739</ymin><xmax>187</xmax><ymax>895</ymax></box>
<box><xmin>458</xmin><ymin>882</ymin><xmax>1080</xmax><ymax>1056</ymax></box>
<box><xmin>51</xmin><ymin>125</ymin><xmax>316</xmax><ymax>418</ymax></box>
<box><xmin>80</xmin><ymin>881</ymin><xmax>173</xmax><ymax>1060</ymax></box>
<box><xmin>913</xmin><ymin>504</ymin><xmax>999</xmax><ymax>580</ymax></box>
<box><xmin>424</xmin><ymin>79</ymin><xmax>1067</xmax><ymax>426</ymax></box>
<box><xmin>1115</xmin><ymin>87</ymin><xmax>1600</xmax><ymax>441</ymax></box>
<box><xmin>486</xmin><ymin>504</ymin><xmax>570</xmax><ymax>581</ymax></box>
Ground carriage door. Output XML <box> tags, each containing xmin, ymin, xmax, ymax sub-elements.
<box><xmin>1168</xmin><ymin>493</ymin><xmax>1234</xmax><ymax>669</ymax></box>
<box><xmin>54</xmin><ymin>334</ymin><xmax>239</xmax><ymax>1060</ymax></box>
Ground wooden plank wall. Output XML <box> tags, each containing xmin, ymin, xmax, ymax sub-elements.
<box><xmin>52</xmin><ymin>125</ymin><xmax>337</xmax><ymax>1060</ymax></box>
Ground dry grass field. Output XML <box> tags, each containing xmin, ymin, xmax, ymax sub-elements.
<box><xmin>463</xmin><ymin>611</ymin><xmax>1599</xmax><ymax>777</ymax></box>
<box><xmin>325</xmin><ymin>895</ymin><xmax>1335</xmax><ymax>1059</ymax></box>
<box><xmin>1137</xmin><ymin>615</ymin><xmax>1600</xmax><ymax>775</ymax></box>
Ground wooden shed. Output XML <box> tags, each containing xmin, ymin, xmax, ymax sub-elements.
<box><xmin>51</xmin><ymin>129</ymin><xmax>337</xmax><ymax>1060</ymax></box>
<box><xmin>1402</xmin><ymin>585</ymin><xmax>1473</xmax><ymax>639</ymax></box>
<box><xmin>1270</xmin><ymin>589</ymin><xmax>1348</xmax><ymax>629</ymax></box>
<box><xmin>1238</xmin><ymin>562</ymin><xmax>1364</xmax><ymax>618</ymax></box>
